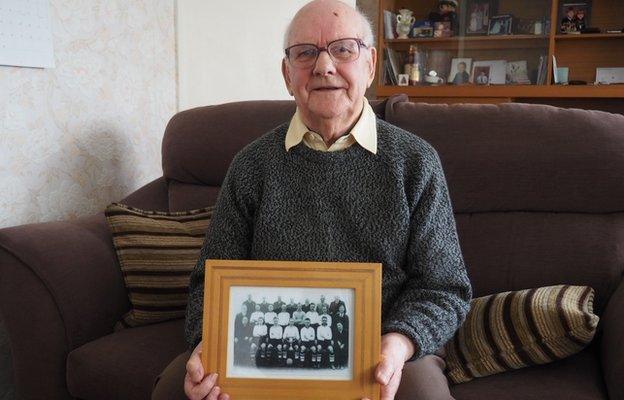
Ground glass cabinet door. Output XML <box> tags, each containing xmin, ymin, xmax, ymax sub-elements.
<box><xmin>381</xmin><ymin>0</ymin><xmax>552</xmax><ymax>87</ymax></box>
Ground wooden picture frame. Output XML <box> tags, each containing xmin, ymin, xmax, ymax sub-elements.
<box><xmin>202</xmin><ymin>259</ymin><xmax>382</xmax><ymax>400</ymax></box>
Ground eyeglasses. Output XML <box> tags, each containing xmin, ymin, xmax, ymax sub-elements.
<box><xmin>284</xmin><ymin>38</ymin><xmax>368</xmax><ymax>68</ymax></box>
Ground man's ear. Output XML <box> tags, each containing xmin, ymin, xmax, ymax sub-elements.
<box><xmin>281</xmin><ymin>58</ymin><xmax>294</xmax><ymax>96</ymax></box>
<box><xmin>367</xmin><ymin>47</ymin><xmax>378</xmax><ymax>88</ymax></box>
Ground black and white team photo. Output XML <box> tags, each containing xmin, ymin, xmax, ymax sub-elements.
<box><xmin>227</xmin><ymin>287</ymin><xmax>353</xmax><ymax>379</ymax></box>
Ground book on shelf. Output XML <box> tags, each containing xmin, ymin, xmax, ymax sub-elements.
<box><xmin>536</xmin><ymin>54</ymin><xmax>548</xmax><ymax>85</ymax></box>
<box><xmin>384</xmin><ymin>47</ymin><xmax>403</xmax><ymax>85</ymax></box>
<box><xmin>383</xmin><ymin>10</ymin><xmax>396</xmax><ymax>40</ymax></box>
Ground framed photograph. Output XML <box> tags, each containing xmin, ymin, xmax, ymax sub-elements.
<box><xmin>506</xmin><ymin>60</ymin><xmax>531</xmax><ymax>84</ymax></box>
<box><xmin>433</xmin><ymin>21</ymin><xmax>452</xmax><ymax>37</ymax></box>
<box><xmin>488</xmin><ymin>14</ymin><xmax>513</xmax><ymax>35</ymax></box>
<box><xmin>471</xmin><ymin>60</ymin><xmax>507</xmax><ymax>84</ymax></box>
<box><xmin>412</xmin><ymin>20</ymin><xmax>434</xmax><ymax>37</ymax></box>
<box><xmin>449</xmin><ymin>58</ymin><xmax>472</xmax><ymax>85</ymax></box>
<box><xmin>202</xmin><ymin>259</ymin><xmax>382</xmax><ymax>400</ymax></box>
<box><xmin>465</xmin><ymin>0</ymin><xmax>498</xmax><ymax>35</ymax></box>
<box><xmin>559</xmin><ymin>2</ymin><xmax>592</xmax><ymax>33</ymax></box>
<box><xmin>398</xmin><ymin>73</ymin><xmax>410</xmax><ymax>86</ymax></box>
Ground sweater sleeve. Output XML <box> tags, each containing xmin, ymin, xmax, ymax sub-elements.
<box><xmin>184</xmin><ymin>150</ymin><xmax>260</xmax><ymax>349</ymax></box>
<box><xmin>381</xmin><ymin>149</ymin><xmax>472</xmax><ymax>361</ymax></box>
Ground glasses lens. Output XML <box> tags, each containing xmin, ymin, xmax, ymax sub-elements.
<box><xmin>328</xmin><ymin>39</ymin><xmax>360</xmax><ymax>63</ymax></box>
<box><xmin>288</xmin><ymin>44</ymin><xmax>318</xmax><ymax>67</ymax></box>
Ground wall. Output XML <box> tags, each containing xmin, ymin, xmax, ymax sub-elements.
<box><xmin>177</xmin><ymin>0</ymin><xmax>355</xmax><ymax>110</ymax></box>
<box><xmin>0</xmin><ymin>0</ymin><xmax>176</xmax><ymax>229</ymax></box>
<box><xmin>0</xmin><ymin>3</ymin><xmax>175</xmax><ymax>396</ymax></box>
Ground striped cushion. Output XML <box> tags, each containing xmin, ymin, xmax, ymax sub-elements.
<box><xmin>105</xmin><ymin>202</ymin><xmax>214</xmax><ymax>329</ymax></box>
<box><xmin>444</xmin><ymin>284</ymin><xmax>599</xmax><ymax>384</ymax></box>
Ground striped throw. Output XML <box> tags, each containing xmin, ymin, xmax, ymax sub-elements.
<box><xmin>444</xmin><ymin>284</ymin><xmax>599</xmax><ymax>384</ymax></box>
<box><xmin>105</xmin><ymin>202</ymin><xmax>214</xmax><ymax>329</ymax></box>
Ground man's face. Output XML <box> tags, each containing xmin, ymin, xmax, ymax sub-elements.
<box><xmin>282</xmin><ymin>3</ymin><xmax>377</xmax><ymax>125</ymax></box>
<box><xmin>458</xmin><ymin>63</ymin><xmax>466</xmax><ymax>72</ymax></box>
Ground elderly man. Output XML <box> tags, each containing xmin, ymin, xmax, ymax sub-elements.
<box><xmin>151</xmin><ymin>1</ymin><xmax>471</xmax><ymax>399</ymax></box>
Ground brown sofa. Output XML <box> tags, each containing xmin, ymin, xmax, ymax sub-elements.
<box><xmin>1</xmin><ymin>95</ymin><xmax>623</xmax><ymax>400</ymax></box>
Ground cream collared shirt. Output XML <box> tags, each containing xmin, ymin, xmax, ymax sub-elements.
<box><xmin>284</xmin><ymin>98</ymin><xmax>377</xmax><ymax>154</ymax></box>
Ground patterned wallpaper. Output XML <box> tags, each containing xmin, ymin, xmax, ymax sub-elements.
<box><xmin>0</xmin><ymin>0</ymin><xmax>176</xmax><ymax>228</ymax></box>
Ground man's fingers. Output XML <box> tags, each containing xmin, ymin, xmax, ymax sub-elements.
<box><xmin>380</xmin><ymin>368</ymin><xmax>402</xmax><ymax>400</ymax></box>
<box><xmin>206</xmin><ymin>384</ymin><xmax>221</xmax><ymax>400</ymax></box>
<box><xmin>375</xmin><ymin>357</ymin><xmax>395</xmax><ymax>385</ymax></box>
<box><xmin>184</xmin><ymin>372</ymin><xmax>217</xmax><ymax>400</ymax></box>
<box><xmin>186</xmin><ymin>344</ymin><xmax>205</xmax><ymax>383</ymax></box>
<box><xmin>218</xmin><ymin>393</ymin><xmax>230</xmax><ymax>400</ymax></box>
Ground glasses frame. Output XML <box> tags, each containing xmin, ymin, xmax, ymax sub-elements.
<box><xmin>284</xmin><ymin>37</ymin><xmax>369</xmax><ymax>68</ymax></box>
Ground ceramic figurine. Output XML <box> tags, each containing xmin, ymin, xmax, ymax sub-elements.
<box><xmin>428</xmin><ymin>0</ymin><xmax>459</xmax><ymax>35</ymax></box>
<box><xmin>396</xmin><ymin>9</ymin><xmax>415</xmax><ymax>39</ymax></box>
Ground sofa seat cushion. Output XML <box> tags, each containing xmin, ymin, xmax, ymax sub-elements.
<box><xmin>450</xmin><ymin>341</ymin><xmax>607</xmax><ymax>399</ymax></box>
<box><xmin>67</xmin><ymin>318</ymin><xmax>187</xmax><ymax>400</ymax></box>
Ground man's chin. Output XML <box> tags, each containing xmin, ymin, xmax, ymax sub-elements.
<box><xmin>306</xmin><ymin>100</ymin><xmax>350</xmax><ymax>120</ymax></box>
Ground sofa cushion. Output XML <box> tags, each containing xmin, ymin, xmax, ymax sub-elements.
<box><xmin>445</xmin><ymin>285</ymin><xmax>598</xmax><ymax>384</ymax></box>
<box><xmin>450</xmin><ymin>341</ymin><xmax>607</xmax><ymax>399</ymax></box>
<box><xmin>385</xmin><ymin>96</ymin><xmax>624</xmax><ymax>213</ymax></box>
<box><xmin>105</xmin><ymin>203</ymin><xmax>214</xmax><ymax>328</ymax></box>
<box><xmin>67</xmin><ymin>319</ymin><xmax>187</xmax><ymax>400</ymax></box>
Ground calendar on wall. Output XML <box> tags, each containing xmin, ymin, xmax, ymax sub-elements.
<box><xmin>0</xmin><ymin>0</ymin><xmax>54</xmax><ymax>68</ymax></box>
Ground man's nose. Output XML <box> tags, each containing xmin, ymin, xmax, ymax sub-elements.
<box><xmin>313</xmin><ymin>50</ymin><xmax>336</xmax><ymax>75</ymax></box>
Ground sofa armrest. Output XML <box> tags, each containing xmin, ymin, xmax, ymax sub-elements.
<box><xmin>0</xmin><ymin>213</ymin><xmax>130</xmax><ymax>399</ymax></box>
<box><xmin>601</xmin><ymin>277</ymin><xmax>624</xmax><ymax>400</ymax></box>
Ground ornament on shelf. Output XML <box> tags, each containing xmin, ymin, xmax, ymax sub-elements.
<box><xmin>428</xmin><ymin>0</ymin><xmax>459</xmax><ymax>35</ymax></box>
<box><xmin>396</xmin><ymin>9</ymin><xmax>415</xmax><ymax>39</ymax></box>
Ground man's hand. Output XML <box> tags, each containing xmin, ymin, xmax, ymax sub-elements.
<box><xmin>184</xmin><ymin>341</ymin><xmax>230</xmax><ymax>400</ymax></box>
<box><xmin>362</xmin><ymin>333</ymin><xmax>416</xmax><ymax>400</ymax></box>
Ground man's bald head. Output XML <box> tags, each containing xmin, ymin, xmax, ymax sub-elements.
<box><xmin>283</xmin><ymin>0</ymin><xmax>374</xmax><ymax>50</ymax></box>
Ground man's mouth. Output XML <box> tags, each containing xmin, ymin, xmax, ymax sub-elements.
<box><xmin>313</xmin><ymin>86</ymin><xmax>342</xmax><ymax>91</ymax></box>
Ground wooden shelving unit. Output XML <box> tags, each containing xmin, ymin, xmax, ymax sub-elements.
<box><xmin>377</xmin><ymin>0</ymin><xmax>624</xmax><ymax>103</ymax></box>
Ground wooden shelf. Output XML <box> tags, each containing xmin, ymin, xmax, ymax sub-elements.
<box><xmin>555</xmin><ymin>33</ymin><xmax>624</xmax><ymax>40</ymax></box>
<box><xmin>386</xmin><ymin>35</ymin><xmax>548</xmax><ymax>43</ymax></box>
<box><xmin>377</xmin><ymin>84</ymin><xmax>624</xmax><ymax>98</ymax></box>
<box><xmin>386</xmin><ymin>35</ymin><xmax>549</xmax><ymax>49</ymax></box>
<box><xmin>377</xmin><ymin>0</ymin><xmax>624</xmax><ymax>102</ymax></box>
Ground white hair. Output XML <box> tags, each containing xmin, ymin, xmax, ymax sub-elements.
<box><xmin>283</xmin><ymin>5</ymin><xmax>375</xmax><ymax>51</ymax></box>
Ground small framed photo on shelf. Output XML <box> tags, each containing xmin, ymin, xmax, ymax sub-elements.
<box><xmin>506</xmin><ymin>60</ymin><xmax>531</xmax><ymax>84</ymax></box>
<box><xmin>412</xmin><ymin>20</ymin><xmax>434</xmax><ymax>37</ymax></box>
<box><xmin>465</xmin><ymin>0</ymin><xmax>498</xmax><ymax>35</ymax></box>
<box><xmin>488</xmin><ymin>14</ymin><xmax>513</xmax><ymax>35</ymax></box>
<box><xmin>398</xmin><ymin>74</ymin><xmax>410</xmax><ymax>86</ymax></box>
<box><xmin>449</xmin><ymin>58</ymin><xmax>472</xmax><ymax>85</ymax></box>
<box><xmin>434</xmin><ymin>21</ymin><xmax>452</xmax><ymax>37</ymax></box>
<box><xmin>471</xmin><ymin>60</ymin><xmax>507</xmax><ymax>84</ymax></box>
<box><xmin>202</xmin><ymin>259</ymin><xmax>382</xmax><ymax>400</ymax></box>
<box><xmin>559</xmin><ymin>2</ymin><xmax>592</xmax><ymax>34</ymax></box>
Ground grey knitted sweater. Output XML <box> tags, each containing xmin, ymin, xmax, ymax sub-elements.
<box><xmin>184</xmin><ymin>119</ymin><xmax>472</xmax><ymax>360</ymax></box>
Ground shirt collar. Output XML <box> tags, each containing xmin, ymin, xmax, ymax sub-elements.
<box><xmin>284</xmin><ymin>98</ymin><xmax>377</xmax><ymax>154</ymax></box>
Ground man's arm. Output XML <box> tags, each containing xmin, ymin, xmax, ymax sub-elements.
<box><xmin>184</xmin><ymin>151</ymin><xmax>261</xmax><ymax>349</ymax></box>
<box><xmin>382</xmin><ymin>149</ymin><xmax>472</xmax><ymax>361</ymax></box>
